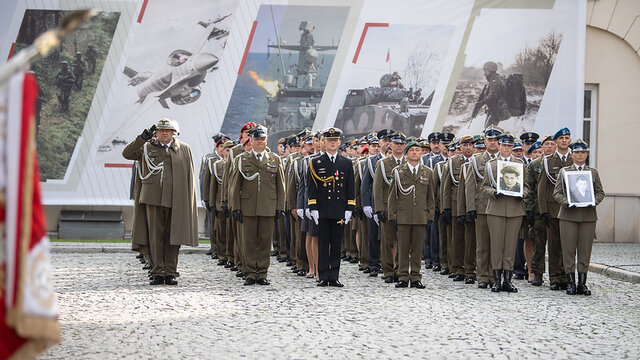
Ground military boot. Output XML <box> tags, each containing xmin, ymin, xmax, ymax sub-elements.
<box><xmin>502</xmin><ymin>270</ymin><xmax>518</xmax><ymax>293</ymax></box>
<box><xmin>576</xmin><ymin>273</ymin><xmax>592</xmax><ymax>295</ymax></box>
<box><xmin>531</xmin><ymin>273</ymin><xmax>543</xmax><ymax>286</ymax></box>
<box><xmin>566</xmin><ymin>273</ymin><xmax>576</xmax><ymax>295</ymax></box>
<box><xmin>490</xmin><ymin>270</ymin><xmax>502</xmax><ymax>293</ymax></box>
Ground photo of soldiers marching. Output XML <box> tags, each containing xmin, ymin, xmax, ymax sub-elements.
<box><xmin>126</xmin><ymin>117</ymin><xmax>604</xmax><ymax>295</ymax></box>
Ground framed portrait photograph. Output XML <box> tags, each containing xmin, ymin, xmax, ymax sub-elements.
<box><xmin>496</xmin><ymin>160</ymin><xmax>524</xmax><ymax>197</ymax></box>
<box><xmin>564</xmin><ymin>170</ymin><xmax>596</xmax><ymax>207</ymax></box>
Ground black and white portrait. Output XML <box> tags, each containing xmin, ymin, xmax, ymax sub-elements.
<box><xmin>496</xmin><ymin>160</ymin><xmax>524</xmax><ymax>197</ymax></box>
<box><xmin>565</xmin><ymin>171</ymin><xmax>595</xmax><ymax>207</ymax></box>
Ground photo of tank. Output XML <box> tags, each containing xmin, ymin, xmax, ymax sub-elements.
<box><xmin>219</xmin><ymin>5</ymin><xmax>350</xmax><ymax>149</ymax></box>
<box><xmin>328</xmin><ymin>24</ymin><xmax>454</xmax><ymax>139</ymax></box>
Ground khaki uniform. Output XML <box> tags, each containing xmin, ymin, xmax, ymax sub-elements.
<box><xmin>122</xmin><ymin>136</ymin><xmax>198</xmax><ymax>278</ymax></box>
<box><xmin>441</xmin><ymin>155</ymin><xmax>469</xmax><ymax>277</ymax></box>
<box><xmin>433</xmin><ymin>160</ymin><xmax>448</xmax><ymax>270</ymax></box>
<box><xmin>457</xmin><ymin>161</ymin><xmax>476</xmax><ymax>280</ymax></box>
<box><xmin>481</xmin><ymin>156</ymin><xmax>524</xmax><ymax>271</ymax></box>
<box><xmin>553</xmin><ymin>165</ymin><xmax>605</xmax><ymax>273</ymax></box>
<box><xmin>538</xmin><ymin>152</ymin><xmax>573</xmax><ymax>284</ymax></box>
<box><xmin>225</xmin><ymin>144</ymin><xmax>245</xmax><ymax>269</ymax></box>
<box><xmin>387</xmin><ymin>163</ymin><xmax>435</xmax><ymax>282</ymax></box>
<box><xmin>208</xmin><ymin>157</ymin><xmax>227</xmax><ymax>261</ymax></box>
<box><xmin>524</xmin><ymin>156</ymin><xmax>546</xmax><ymax>276</ymax></box>
<box><xmin>373</xmin><ymin>155</ymin><xmax>406</xmax><ymax>278</ymax></box>
<box><xmin>465</xmin><ymin>151</ymin><xmax>496</xmax><ymax>283</ymax></box>
<box><xmin>200</xmin><ymin>152</ymin><xmax>219</xmax><ymax>247</ymax></box>
<box><xmin>231</xmin><ymin>151</ymin><xmax>285</xmax><ymax>281</ymax></box>
<box><xmin>287</xmin><ymin>152</ymin><xmax>306</xmax><ymax>271</ymax></box>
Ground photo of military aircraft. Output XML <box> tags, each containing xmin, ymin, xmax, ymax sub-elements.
<box><xmin>122</xmin><ymin>13</ymin><xmax>231</xmax><ymax>109</ymax></box>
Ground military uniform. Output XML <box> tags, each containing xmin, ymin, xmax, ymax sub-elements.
<box><xmin>86</xmin><ymin>45</ymin><xmax>98</xmax><ymax>74</ymax></box>
<box><xmin>354</xmin><ymin>156</ymin><xmax>369</xmax><ymax>269</ymax></box>
<box><xmin>474</xmin><ymin>62</ymin><xmax>510</xmax><ymax>128</ymax></box>
<box><xmin>373</xmin><ymin>151</ymin><xmax>405</xmax><ymax>280</ymax></box>
<box><xmin>231</xmin><ymin>128</ymin><xmax>285</xmax><ymax>284</ymax></box>
<box><xmin>307</xmin><ymin>128</ymin><xmax>355</xmax><ymax>285</ymax></box>
<box><xmin>200</xmin><ymin>149</ymin><xmax>220</xmax><ymax>255</ymax></box>
<box><xmin>538</xmin><ymin>149</ymin><xmax>573</xmax><ymax>288</ymax></box>
<box><xmin>387</xmin><ymin>155</ymin><xmax>435</xmax><ymax>287</ymax></box>
<box><xmin>553</xmin><ymin>140</ymin><xmax>605</xmax><ymax>295</ymax></box>
<box><xmin>287</xmin><ymin>149</ymin><xmax>307</xmax><ymax>275</ymax></box>
<box><xmin>209</xmin><ymin>155</ymin><xmax>228</xmax><ymax>264</ymax></box>
<box><xmin>72</xmin><ymin>53</ymin><xmax>86</xmax><ymax>90</ymax></box>
<box><xmin>55</xmin><ymin>62</ymin><xmax>75</xmax><ymax>112</ymax></box>
<box><xmin>481</xmin><ymin>149</ymin><xmax>524</xmax><ymax>292</ymax></box>
<box><xmin>361</xmin><ymin>150</ymin><xmax>383</xmax><ymax>274</ymax></box>
<box><xmin>122</xmin><ymin>119</ymin><xmax>198</xmax><ymax>285</ymax></box>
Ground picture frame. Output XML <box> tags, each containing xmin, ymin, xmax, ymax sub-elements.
<box><xmin>564</xmin><ymin>170</ymin><xmax>596</xmax><ymax>207</ymax></box>
<box><xmin>496</xmin><ymin>160</ymin><xmax>524</xmax><ymax>197</ymax></box>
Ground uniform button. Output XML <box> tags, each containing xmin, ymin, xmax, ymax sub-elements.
<box><xmin>328</xmin><ymin>196</ymin><xmax>331</xmax><ymax>199</ymax></box>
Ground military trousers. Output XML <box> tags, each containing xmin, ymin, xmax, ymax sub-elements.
<box><xmin>234</xmin><ymin>219</ymin><xmax>244</xmax><ymax>271</ymax></box>
<box><xmin>559</xmin><ymin>220</ymin><xmax>596</xmax><ymax>274</ymax></box>
<box><xmin>530</xmin><ymin>215</ymin><xmax>547</xmax><ymax>276</ymax></box>
<box><xmin>367</xmin><ymin>218</ymin><xmax>381</xmax><ymax>271</ymax></box>
<box><xmin>280</xmin><ymin>214</ymin><xmax>289</xmax><ymax>257</ymax></box>
<box><xmin>290</xmin><ymin>215</ymin><xmax>298</xmax><ymax>264</ymax></box>
<box><xmin>547</xmin><ymin>218</ymin><xmax>567</xmax><ymax>284</ymax></box>
<box><xmin>358</xmin><ymin>215</ymin><xmax>369</xmax><ymax>267</ymax></box>
<box><xmin>397</xmin><ymin>224</ymin><xmax>426</xmax><ymax>282</ymax></box>
<box><xmin>464</xmin><ymin>219</ymin><xmax>476</xmax><ymax>279</ymax></box>
<box><xmin>205</xmin><ymin>210</ymin><xmax>214</xmax><ymax>249</ymax></box>
<box><xmin>475</xmin><ymin>214</ymin><xmax>492</xmax><ymax>283</ymax></box>
<box><xmin>242</xmin><ymin>216</ymin><xmax>275</xmax><ymax>281</ymax></box>
<box><xmin>438</xmin><ymin>216</ymin><xmax>449</xmax><ymax>269</ymax></box>
<box><xmin>451</xmin><ymin>221</ymin><xmax>465</xmax><ymax>276</ymax></box>
<box><xmin>214</xmin><ymin>211</ymin><xmax>227</xmax><ymax>261</ymax></box>
<box><xmin>295</xmin><ymin>219</ymin><xmax>308</xmax><ymax>272</ymax></box>
<box><xmin>317</xmin><ymin>218</ymin><xmax>344</xmax><ymax>281</ymax></box>
<box><xmin>429</xmin><ymin>220</ymin><xmax>440</xmax><ymax>266</ymax></box>
<box><xmin>225</xmin><ymin>215</ymin><xmax>234</xmax><ymax>264</ymax></box>
<box><xmin>146</xmin><ymin>205</ymin><xmax>180</xmax><ymax>277</ymax></box>
<box><xmin>380</xmin><ymin>221</ymin><xmax>397</xmax><ymax>278</ymax></box>
<box><xmin>487</xmin><ymin>215</ymin><xmax>522</xmax><ymax>271</ymax></box>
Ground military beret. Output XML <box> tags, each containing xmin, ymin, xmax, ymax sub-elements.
<box><xmin>240</xmin><ymin>122</ymin><xmax>257</xmax><ymax>133</ymax></box>
<box><xmin>553</xmin><ymin>127</ymin><xmax>571</xmax><ymax>140</ymax></box>
<box><xmin>527</xmin><ymin>141</ymin><xmax>541</xmax><ymax>154</ymax></box>
<box><xmin>404</xmin><ymin>141</ymin><xmax>420</xmax><ymax>154</ymax></box>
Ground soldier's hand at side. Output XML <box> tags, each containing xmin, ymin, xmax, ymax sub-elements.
<box><xmin>456</xmin><ymin>215</ymin><xmax>466</xmax><ymax>226</ymax></box>
<box><xmin>310</xmin><ymin>210</ymin><xmax>319</xmax><ymax>225</ymax></box>
<box><xmin>442</xmin><ymin>209</ymin><xmax>452</xmax><ymax>225</ymax></box>
<box><xmin>344</xmin><ymin>211</ymin><xmax>352</xmax><ymax>225</ymax></box>
<box><xmin>526</xmin><ymin>210</ymin><xmax>535</xmax><ymax>226</ymax></box>
<box><xmin>221</xmin><ymin>203</ymin><xmax>230</xmax><ymax>217</ymax></box>
<box><xmin>203</xmin><ymin>201</ymin><xmax>211</xmax><ymax>211</ymax></box>
<box><xmin>466</xmin><ymin>210</ymin><xmax>477</xmax><ymax>223</ymax></box>
<box><xmin>376</xmin><ymin>211</ymin><xmax>388</xmax><ymax>223</ymax></box>
<box><xmin>363</xmin><ymin>206</ymin><xmax>373</xmax><ymax>219</ymax></box>
<box><xmin>493</xmin><ymin>190</ymin><xmax>503</xmax><ymax>198</ymax></box>
<box><xmin>427</xmin><ymin>220</ymin><xmax>433</xmax><ymax>227</ymax></box>
<box><xmin>232</xmin><ymin>210</ymin><xmax>243</xmax><ymax>223</ymax></box>
<box><xmin>305</xmin><ymin>208</ymin><xmax>312</xmax><ymax>220</ymax></box>
<box><xmin>212</xmin><ymin>205</ymin><xmax>217</xmax><ymax>215</ymax></box>
<box><xmin>541</xmin><ymin>213</ymin><xmax>551</xmax><ymax>227</ymax></box>
<box><xmin>391</xmin><ymin>219</ymin><xmax>398</xmax><ymax>231</ymax></box>
<box><xmin>274</xmin><ymin>210</ymin><xmax>284</xmax><ymax>221</ymax></box>
<box><xmin>296</xmin><ymin>209</ymin><xmax>304</xmax><ymax>219</ymax></box>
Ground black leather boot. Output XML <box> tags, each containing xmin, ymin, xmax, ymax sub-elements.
<box><xmin>502</xmin><ymin>270</ymin><xmax>518</xmax><ymax>293</ymax></box>
<box><xmin>491</xmin><ymin>270</ymin><xmax>502</xmax><ymax>292</ymax></box>
<box><xmin>566</xmin><ymin>273</ymin><xmax>576</xmax><ymax>295</ymax></box>
<box><xmin>531</xmin><ymin>273</ymin><xmax>543</xmax><ymax>286</ymax></box>
<box><xmin>577</xmin><ymin>273</ymin><xmax>591</xmax><ymax>295</ymax></box>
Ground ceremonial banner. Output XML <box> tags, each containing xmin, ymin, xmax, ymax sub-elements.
<box><xmin>0</xmin><ymin>0</ymin><xmax>586</xmax><ymax>206</ymax></box>
<box><xmin>0</xmin><ymin>73</ymin><xmax>60</xmax><ymax>359</ymax></box>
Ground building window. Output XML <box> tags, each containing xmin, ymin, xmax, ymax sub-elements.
<box><xmin>584</xmin><ymin>84</ymin><xmax>598</xmax><ymax>167</ymax></box>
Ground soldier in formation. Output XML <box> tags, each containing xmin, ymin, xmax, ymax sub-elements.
<box><xmin>193</xmin><ymin>120</ymin><xmax>603</xmax><ymax>294</ymax></box>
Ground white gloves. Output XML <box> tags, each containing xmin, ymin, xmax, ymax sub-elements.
<box><xmin>296</xmin><ymin>209</ymin><xmax>304</xmax><ymax>219</ymax></box>
<box><xmin>373</xmin><ymin>214</ymin><xmax>379</xmax><ymax>225</ymax></box>
<box><xmin>344</xmin><ymin>210</ymin><xmax>352</xmax><ymax>224</ymax></box>
<box><xmin>310</xmin><ymin>210</ymin><xmax>319</xmax><ymax>225</ymax></box>
<box><xmin>305</xmin><ymin>208</ymin><xmax>312</xmax><ymax>220</ymax></box>
<box><xmin>363</xmin><ymin>206</ymin><xmax>373</xmax><ymax>219</ymax></box>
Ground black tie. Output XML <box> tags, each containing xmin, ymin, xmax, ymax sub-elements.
<box><xmin>578</xmin><ymin>166</ymin><xmax>582</xmax><ymax>171</ymax></box>
<box><xmin>561</xmin><ymin>155</ymin><xmax>566</xmax><ymax>162</ymax></box>
<box><xmin>396</xmin><ymin>159</ymin><xmax>400</xmax><ymax>166</ymax></box>
<box><xmin>257</xmin><ymin>153</ymin><xmax>262</xmax><ymax>161</ymax></box>
<box><xmin>330</xmin><ymin>156</ymin><xmax>335</xmax><ymax>163</ymax></box>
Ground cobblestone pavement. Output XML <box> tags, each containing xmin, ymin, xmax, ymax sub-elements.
<box><xmin>590</xmin><ymin>243</ymin><xmax>640</xmax><ymax>273</ymax></box>
<box><xmin>40</xmin><ymin>253</ymin><xmax>640</xmax><ymax>359</ymax></box>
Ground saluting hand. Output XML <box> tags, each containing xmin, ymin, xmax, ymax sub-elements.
<box><xmin>140</xmin><ymin>125</ymin><xmax>156</xmax><ymax>141</ymax></box>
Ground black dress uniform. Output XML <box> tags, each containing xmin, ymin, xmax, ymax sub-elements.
<box><xmin>307</xmin><ymin>128</ymin><xmax>355</xmax><ymax>286</ymax></box>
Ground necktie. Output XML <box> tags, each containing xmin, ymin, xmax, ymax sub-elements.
<box><xmin>561</xmin><ymin>155</ymin><xmax>566</xmax><ymax>162</ymax></box>
<box><xmin>578</xmin><ymin>166</ymin><xmax>582</xmax><ymax>171</ymax></box>
<box><xmin>164</xmin><ymin>145</ymin><xmax>169</xmax><ymax>153</ymax></box>
<box><xmin>330</xmin><ymin>156</ymin><xmax>335</xmax><ymax>163</ymax></box>
<box><xmin>396</xmin><ymin>159</ymin><xmax>400</xmax><ymax>165</ymax></box>
<box><xmin>256</xmin><ymin>153</ymin><xmax>261</xmax><ymax>161</ymax></box>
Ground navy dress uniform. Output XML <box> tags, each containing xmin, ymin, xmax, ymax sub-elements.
<box><xmin>307</xmin><ymin>127</ymin><xmax>355</xmax><ymax>287</ymax></box>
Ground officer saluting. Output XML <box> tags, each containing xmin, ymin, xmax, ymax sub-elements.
<box><xmin>307</xmin><ymin>127</ymin><xmax>355</xmax><ymax>287</ymax></box>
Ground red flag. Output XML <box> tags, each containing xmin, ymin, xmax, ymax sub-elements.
<box><xmin>0</xmin><ymin>72</ymin><xmax>60</xmax><ymax>359</ymax></box>
<box><xmin>386</xmin><ymin>47</ymin><xmax>390</xmax><ymax>63</ymax></box>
